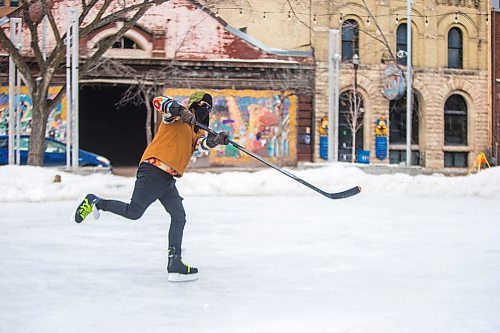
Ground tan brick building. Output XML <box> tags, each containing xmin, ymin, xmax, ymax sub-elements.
<box><xmin>209</xmin><ymin>0</ymin><xmax>492</xmax><ymax>170</ymax></box>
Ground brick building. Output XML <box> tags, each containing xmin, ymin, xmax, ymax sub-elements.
<box><xmin>210</xmin><ymin>0</ymin><xmax>492</xmax><ymax>171</ymax></box>
<box><xmin>0</xmin><ymin>0</ymin><xmax>315</xmax><ymax>167</ymax></box>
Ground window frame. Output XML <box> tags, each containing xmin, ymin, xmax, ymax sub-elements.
<box><xmin>448</xmin><ymin>27</ymin><xmax>463</xmax><ymax>69</ymax></box>
<box><xmin>444</xmin><ymin>94</ymin><xmax>468</xmax><ymax>146</ymax></box>
<box><xmin>341</xmin><ymin>19</ymin><xmax>359</xmax><ymax>63</ymax></box>
<box><xmin>389</xmin><ymin>94</ymin><xmax>419</xmax><ymax>145</ymax></box>
<box><xmin>444</xmin><ymin>152</ymin><xmax>468</xmax><ymax>168</ymax></box>
<box><xmin>396</xmin><ymin>24</ymin><xmax>408</xmax><ymax>66</ymax></box>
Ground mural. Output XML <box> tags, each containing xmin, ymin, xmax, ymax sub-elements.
<box><xmin>0</xmin><ymin>86</ymin><xmax>67</xmax><ymax>142</ymax></box>
<box><xmin>166</xmin><ymin>88</ymin><xmax>297</xmax><ymax>165</ymax></box>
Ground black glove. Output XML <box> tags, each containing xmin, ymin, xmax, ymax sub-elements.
<box><xmin>207</xmin><ymin>131</ymin><xmax>230</xmax><ymax>148</ymax></box>
<box><xmin>170</xmin><ymin>101</ymin><xmax>195</xmax><ymax>125</ymax></box>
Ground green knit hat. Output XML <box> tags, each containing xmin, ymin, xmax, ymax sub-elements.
<box><xmin>188</xmin><ymin>91</ymin><xmax>212</xmax><ymax>109</ymax></box>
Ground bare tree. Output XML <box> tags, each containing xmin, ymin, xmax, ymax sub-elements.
<box><xmin>0</xmin><ymin>0</ymin><xmax>168</xmax><ymax>166</ymax></box>
<box><xmin>340</xmin><ymin>85</ymin><xmax>363</xmax><ymax>163</ymax></box>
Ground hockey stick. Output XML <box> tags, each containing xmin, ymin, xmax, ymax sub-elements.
<box><xmin>196</xmin><ymin>122</ymin><xmax>361</xmax><ymax>199</ymax></box>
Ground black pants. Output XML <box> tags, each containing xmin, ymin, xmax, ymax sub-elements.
<box><xmin>96</xmin><ymin>162</ymin><xmax>186</xmax><ymax>251</ymax></box>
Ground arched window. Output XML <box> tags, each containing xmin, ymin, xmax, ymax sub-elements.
<box><xmin>112</xmin><ymin>36</ymin><xmax>141</xmax><ymax>49</ymax></box>
<box><xmin>448</xmin><ymin>28</ymin><xmax>463</xmax><ymax>69</ymax></box>
<box><xmin>389</xmin><ymin>95</ymin><xmax>419</xmax><ymax>144</ymax></box>
<box><xmin>338</xmin><ymin>90</ymin><xmax>364</xmax><ymax>162</ymax></box>
<box><xmin>389</xmin><ymin>94</ymin><xmax>420</xmax><ymax>165</ymax></box>
<box><xmin>396</xmin><ymin>24</ymin><xmax>408</xmax><ymax>66</ymax></box>
<box><xmin>96</xmin><ymin>36</ymin><xmax>142</xmax><ymax>50</ymax></box>
<box><xmin>444</xmin><ymin>94</ymin><xmax>467</xmax><ymax>145</ymax></box>
<box><xmin>342</xmin><ymin>20</ymin><xmax>359</xmax><ymax>62</ymax></box>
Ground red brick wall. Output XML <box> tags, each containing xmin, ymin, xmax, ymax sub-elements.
<box><xmin>297</xmin><ymin>95</ymin><xmax>313</xmax><ymax>162</ymax></box>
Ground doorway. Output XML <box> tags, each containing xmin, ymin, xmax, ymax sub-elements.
<box><xmin>79</xmin><ymin>85</ymin><xmax>147</xmax><ymax>167</ymax></box>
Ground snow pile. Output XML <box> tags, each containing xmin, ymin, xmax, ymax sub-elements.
<box><xmin>0</xmin><ymin>164</ymin><xmax>499</xmax><ymax>202</ymax></box>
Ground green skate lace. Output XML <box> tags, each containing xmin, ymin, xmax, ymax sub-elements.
<box><xmin>79</xmin><ymin>199</ymin><xmax>93</xmax><ymax>220</ymax></box>
<box><xmin>181</xmin><ymin>259</ymin><xmax>191</xmax><ymax>273</ymax></box>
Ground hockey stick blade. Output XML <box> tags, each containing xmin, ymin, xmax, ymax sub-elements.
<box><xmin>196</xmin><ymin>122</ymin><xmax>362</xmax><ymax>200</ymax></box>
<box><xmin>325</xmin><ymin>186</ymin><xmax>362</xmax><ymax>199</ymax></box>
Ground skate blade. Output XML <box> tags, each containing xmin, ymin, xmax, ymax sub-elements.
<box><xmin>168</xmin><ymin>272</ymin><xmax>198</xmax><ymax>282</ymax></box>
<box><xmin>93</xmin><ymin>208</ymin><xmax>100</xmax><ymax>220</ymax></box>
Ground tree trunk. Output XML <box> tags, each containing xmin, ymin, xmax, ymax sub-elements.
<box><xmin>28</xmin><ymin>90</ymin><xmax>49</xmax><ymax>166</ymax></box>
<box><xmin>351</xmin><ymin>127</ymin><xmax>357</xmax><ymax>163</ymax></box>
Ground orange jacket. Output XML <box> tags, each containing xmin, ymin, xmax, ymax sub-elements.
<box><xmin>141</xmin><ymin>120</ymin><xmax>204</xmax><ymax>177</ymax></box>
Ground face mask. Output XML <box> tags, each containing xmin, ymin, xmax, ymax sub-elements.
<box><xmin>193</xmin><ymin>104</ymin><xmax>210</xmax><ymax>132</ymax></box>
<box><xmin>194</xmin><ymin>104</ymin><xmax>210</xmax><ymax>123</ymax></box>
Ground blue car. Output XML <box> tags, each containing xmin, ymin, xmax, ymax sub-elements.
<box><xmin>0</xmin><ymin>135</ymin><xmax>112</xmax><ymax>171</ymax></box>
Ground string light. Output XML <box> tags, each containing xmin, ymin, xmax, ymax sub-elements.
<box><xmin>206</xmin><ymin>7</ymin><xmax>488</xmax><ymax>26</ymax></box>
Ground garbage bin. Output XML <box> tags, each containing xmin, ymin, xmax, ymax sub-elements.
<box><xmin>357</xmin><ymin>150</ymin><xmax>370</xmax><ymax>164</ymax></box>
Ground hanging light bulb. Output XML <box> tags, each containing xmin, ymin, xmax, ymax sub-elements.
<box><xmin>366</xmin><ymin>16</ymin><xmax>370</xmax><ymax>25</ymax></box>
<box><xmin>288</xmin><ymin>11</ymin><xmax>291</xmax><ymax>20</ymax></box>
<box><xmin>215</xmin><ymin>8</ymin><xmax>219</xmax><ymax>17</ymax></box>
<box><xmin>396</xmin><ymin>14</ymin><xmax>399</xmax><ymax>24</ymax></box>
<box><xmin>455</xmin><ymin>11</ymin><xmax>458</xmax><ymax>23</ymax></box>
<box><xmin>340</xmin><ymin>13</ymin><xmax>343</xmax><ymax>23</ymax></box>
<box><xmin>425</xmin><ymin>16</ymin><xmax>429</xmax><ymax>26</ymax></box>
<box><xmin>263</xmin><ymin>12</ymin><xmax>266</xmax><ymax>20</ymax></box>
<box><xmin>313</xmin><ymin>14</ymin><xmax>317</xmax><ymax>24</ymax></box>
<box><xmin>486</xmin><ymin>13</ymin><xmax>489</xmax><ymax>24</ymax></box>
<box><xmin>239</xmin><ymin>8</ymin><xmax>243</xmax><ymax>16</ymax></box>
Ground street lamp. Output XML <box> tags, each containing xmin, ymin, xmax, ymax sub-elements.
<box><xmin>352</xmin><ymin>53</ymin><xmax>359</xmax><ymax>90</ymax></box>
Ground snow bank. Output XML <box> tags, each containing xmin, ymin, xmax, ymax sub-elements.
<box><xmin>0</xmin><ymin>164</ymin><xmax>498</xmax><ymax>202</ymax></box>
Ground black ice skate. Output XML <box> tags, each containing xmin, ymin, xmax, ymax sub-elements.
<box><xmin>167</xmin><ymin>247</ymin><xmax>198</xmax><ymax>282</ymax></box>
<box><xmin>73</xmin><ymin>194</ymin><xmax>100</xmax><ymax>223</ymax></box>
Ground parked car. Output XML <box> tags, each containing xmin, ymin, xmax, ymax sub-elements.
<box><xmin>0</xmin><ymin>135</ymin><xmax>112</xmax><ymax>171</ymax></box>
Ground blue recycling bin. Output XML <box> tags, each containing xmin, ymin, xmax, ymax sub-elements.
<box><xmin>357</xmin><ymin>150</ymin><xmax>370</xmax><ymax>164</ymax></box>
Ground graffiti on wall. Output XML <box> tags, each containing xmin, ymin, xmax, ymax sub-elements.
<box><xmin>166</xmin><ymin>88</ymin><xmax>297</xmax><ymax>165</ymax></box>
<box><xmin>0</xmin><ymin>86</ymin><xmax>67</xmax><ymax>142</ymax></box>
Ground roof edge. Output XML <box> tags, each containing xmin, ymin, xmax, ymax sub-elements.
<box><xmin>225</xmin><ymin>25</ymin><xmax>313</xmax><ymax>58</ymax></box>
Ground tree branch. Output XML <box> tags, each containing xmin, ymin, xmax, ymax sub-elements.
<box><xmin>0</xmin><ymin>25</ymin><xmax>33</xmax><ymax>87</ymax></box>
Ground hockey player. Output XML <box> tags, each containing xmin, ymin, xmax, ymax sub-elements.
<box><xmin>72</xmin><ymin>91</ymin><xmax>229</xmax><ymax>282</ymax></box>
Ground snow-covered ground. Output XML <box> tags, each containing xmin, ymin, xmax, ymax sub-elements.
<box><xmin>1</xmin><ymin>164</ymin><xmax>499</xmax><ymax>333</ymax></box>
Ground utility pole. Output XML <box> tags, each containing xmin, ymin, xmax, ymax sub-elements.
<box><xmin>329</xmin><ymin>29</ymin><xmax>341</xmax><ymax>162</ymax></box>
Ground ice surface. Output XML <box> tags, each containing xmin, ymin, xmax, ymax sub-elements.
<box><xmin>1</xmin><ymin>164</ymin><xmax>499</xmax><ymax>332</ymax></box>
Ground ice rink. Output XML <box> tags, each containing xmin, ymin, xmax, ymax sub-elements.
<box><xmin>1</xmin><ymin>191</ymin><xmax>499</xmax><ymax>332</ymax></box>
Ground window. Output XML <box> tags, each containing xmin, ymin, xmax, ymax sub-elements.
<box><xmin>389</xmin><ymin>150</ymin><xmax>420</xmax><ymax>165</ymax></box>
<box><xmin>444</xmin><ymin>152</ymin><xmax>468</xmax><ymax>167</ymax></box>
<box><xmin>342</xmin><ymin>20</ymin><xmax>359</xmax><ymax>62</ymax></box>
<box><xmin>444</xmin><ymin>94</ymin><xmax>467</xmax><ymax>145</ymax></box>
<box><xmin>10</xmin><ymin>0</ymin><xmax>19</xmax><ymax>6</ymax></box>
<box><xmin>112</xmin><ymin>36</ymin><xmax>141</xmax><ymax>49</ymax></box>
<box><xmin>45</xmin><ymin>140</ymin><xmax>66</xmax><ymax>153</ymax></box>
<box><xmin>389</xmin><ymin>94</ymin><xmax>419</xmax><ymax>144</ymax></box>
<box><xmin>97</xmin><ymin>36</ymin><xmax>142</xmax><ymax>50</ymax></box>
<box><xmin>396</xmin><ymin>24</ymin><xmax>408</xmax><ymax>66</ymax></box>
<box><xmin>448</xmin><ymin>28</ymin><xmax>463</xmax><ymax>69</ymax></box>
<box><xmin>338</xmin><ymin>90</ymin><xmax>364</xmax><ymax>162</ymax></box>
<box><xmin>0</xmin><ymin>0</ymin><xmax>5</xmax><ymax>7</ymax></box>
